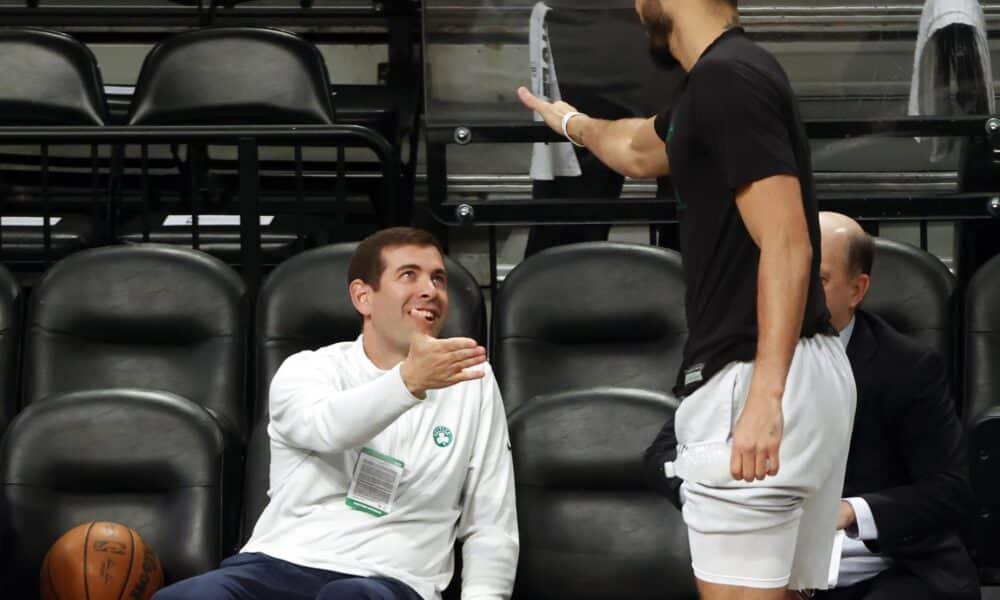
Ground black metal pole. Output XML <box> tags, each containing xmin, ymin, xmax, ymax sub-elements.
<box><xmin>238</xmin><ymin>137</ymin><xmax>261</xmax><ymax>294</ymax></box>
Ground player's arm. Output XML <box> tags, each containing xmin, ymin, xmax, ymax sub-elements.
<box><xmin>730</xmin><ymin>174</ymin><xmax>812</xmax><ymax>482</ymax></box>
<box><xmin>518</xmin><ymin>87</ymin><xmax>670</xmax><ymax>179</ymax></box>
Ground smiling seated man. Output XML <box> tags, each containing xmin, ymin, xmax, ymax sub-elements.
<box><xmin>153</xmin><ymin>227</ymin><xmax>519</xmax><ymax>600</ymax></box>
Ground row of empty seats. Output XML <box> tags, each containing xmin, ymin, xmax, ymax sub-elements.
<box><xmin>0</xmin><ymin>238</ymin><xmax>998</xmax><ymax>597</ymax></box>
<box><xmin>0</xmin><ymin>26</ymin><xmax>392</xmax><ymax>270</ymax></box>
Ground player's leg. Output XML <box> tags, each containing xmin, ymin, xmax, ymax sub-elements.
<box><xmin>315</xmin><ymin>575</ymin><xmax>421</xmax><ymax>600</ymax></box>
<box><xmin>152</xmin><ymin>553</ymin><xmax>323</xmax><ymax>600</ymax></box>
<box><xmin>676</xmin><ymin>336</ymin><xmax>856</xmax><ymax>600</ymax></box>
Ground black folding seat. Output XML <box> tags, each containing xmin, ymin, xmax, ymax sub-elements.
<box><xmin>508</xmin><ymin>388</ymin><xmax>697</xmax><ymax>599</ymax></box>
<box><xmin>160</xmin><ymin>2</ymin><xmax>409</xmax><ymax>141</ymax></box>
<box><xmin>492</xmin><ymin>242</ymin><xmax>692</xmax><ymax>596</ymax></box>
<box><xmin>22</xmin><ymin>245</ymin><xmax>249</xmax><ymax>444</ymax></box>
<box><xmin>0</xmin><ymin>389</ymin><xmax>232</xmax><ymax>598</ymax></box>
<box><xmin>121</xmin><ymin>27</ymin><xmax>340</xmax><ymax>264</ymax></box>
<box><xmin>492</xmin><ymin>242</ymin><xmax>688</xmax><ymax>412</ymax></box>
<box><xmin>241</xmin><ymin>242</ymin><xmax>485</xmax><ymax>543</ymax></box>
<box><xmin>128</xmin><ymin>27</ymin><xmax>333</xmax><ymax>127</ymax></box>
<box><xmin>0</xmin><ymin>263</ymin><xmax>21</xmax><ymax>433</ymax></box>
<box><xmin>861</xmin><ymin>237</ymin><xmax>956</xmax><ymax>362</ymax></box>
<box><xmin>967</xmin><ymin>253</ymin><xmax>1000</xmax><ymax>430</ymax></box>
<box><xmin>0</xmin><ymin>28</ymin><xmax>110</xmax><ymax>270</ymax></box>
<box><xmin>963</xmin><ymin>254</ymin><xmax>1000</xmax><ymax>574</ymax></box>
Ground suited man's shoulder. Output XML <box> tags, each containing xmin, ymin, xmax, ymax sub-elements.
<box><xmin>856</xmin><ymin>309</ymin><xmax>944</xmax><ymax>371</ymax></box>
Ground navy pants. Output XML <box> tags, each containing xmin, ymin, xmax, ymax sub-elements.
<box><xmin>152</xmin><ymin>553</ymin><xmax>424</xmax><ymax>600</ymax></box>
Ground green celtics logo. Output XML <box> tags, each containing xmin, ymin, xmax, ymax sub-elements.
<box><xmin>432</xmin><ymin>426</ymin><xmax>453</xmax><ymax>448</ymax></box>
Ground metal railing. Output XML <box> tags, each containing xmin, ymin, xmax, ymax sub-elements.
<box><xmin>423</xmin><ymin>114</ymin><xmax>1000</xmax><ymax>291</ymax></box>
<box><xmin>0</xmin><ymin>123</ymin><xmax>400</xmax><ymax>291</ymax></box>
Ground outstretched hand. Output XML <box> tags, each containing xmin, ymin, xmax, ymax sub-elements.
<box><xmin>400</xmin><ymin>331</ymin><xmax>486</xmax><ymax>399</ymax></box>
<box><xmin>517</xmin><ymin>86</ymin><xmax>582</xmax><ymax>140</ymax></box>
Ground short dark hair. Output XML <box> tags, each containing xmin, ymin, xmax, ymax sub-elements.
<box><xmin>348</xmin><ymin>227</ymin><xmax>444</xmax><ymax>290</ymax></box>
<box><xmin>846</xmin><ymin>230</ymin><xmax>875</xmax><ymax>277</ymax></box>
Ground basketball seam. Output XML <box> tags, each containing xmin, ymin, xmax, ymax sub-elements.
<box><xmin>83</xmin><ymin>522</ymin><xmax>95</xmax><ymax>600</ymax></box>
<box><xmin>118</xmin><ymin>527</ymin><xmax>135</xmax><ymax>600</ymax></box>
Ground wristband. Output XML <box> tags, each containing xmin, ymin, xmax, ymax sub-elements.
<box><xmin>560</xmin><ymin>111</ymin><xmax>586</xmax><ymax>147</ymax></box>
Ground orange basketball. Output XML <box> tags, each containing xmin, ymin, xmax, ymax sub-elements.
<box><xmin>40</xmin><ymin>521</ymin><xmax>164</xmax><ymax>600</ymax></box>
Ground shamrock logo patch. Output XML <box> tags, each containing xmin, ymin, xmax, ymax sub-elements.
<box><xmin>433</xmin><ymin>426</ymin><xmax>453</xmax><ymax>448</ymax></box>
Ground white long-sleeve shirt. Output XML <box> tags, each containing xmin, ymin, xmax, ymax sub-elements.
<box><xmin>242</xmin><ymin>336</ymin><xmax>519</xmax><ymax>600</ymax></box>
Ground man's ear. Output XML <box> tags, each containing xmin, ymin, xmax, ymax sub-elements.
<box><xmin>850</xmin><ymin>273</ymin><xmax>871</xmax><ymax>311</ymax></box>
<box><xmin>350</xmin><ymin>279</ymin><xmax>373</xmax><ymax>317</ymax></box>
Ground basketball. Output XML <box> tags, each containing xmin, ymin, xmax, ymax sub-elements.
<box><xmin>40</xmin><ymin>521</ymin><xmax>164</xmax><ymax>600</ymax></box>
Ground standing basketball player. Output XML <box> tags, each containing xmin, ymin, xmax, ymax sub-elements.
<box><xmin>521</xmin><ymin>1</ymin><xmax>856</xmax><ymax>598</ymax></box>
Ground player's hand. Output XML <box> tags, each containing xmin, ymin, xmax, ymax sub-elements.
<box><xmin>517</xmin><ymin>86</ymin><xmax>582</xmax><ymax>139</ymax></box>
<box><xmin>400</xmin><ymin>331</ymin><xmax>486</xmax><ymax>399</ymax></box>
<box><xmin>836</xmin><ymin>500</ymin><xmax>857</xmax><ymax>531</ymax></box>
<box><xmin>730</xmin><ymin>392</ymin><xmax>783</xmax><ymax>482</ymax></box>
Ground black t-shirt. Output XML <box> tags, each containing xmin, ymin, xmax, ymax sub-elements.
<box><xmin>653</xmin><ymin>27</ymin><xmax>832</xmax><ymax>396</ymax></box>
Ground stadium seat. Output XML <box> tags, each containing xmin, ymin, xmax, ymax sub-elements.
<box><xmin>964</xmin><ymin>253</ymin><xmax>1000</xmax><ymax>428</ymax></box>
<box><xmin>508</xmin><ymin>388</ymin><xmax>697</xmax><ymax>599</ymax></box>
<box><xmin>862</xmin><ymin>237</ymin><xmax>956</xmax><ymax>364</ymax></box>
<box><xmin>241</xmin><ymin>242</ymin><xmax>486</xmax><ymax>545</ymax></box>
<box><xmin>21</xmin><ymin>245</ymin><xmax>249</xmax><ymax>443</ymax></box>
<box><xmin>491</xmin><ymin>242</ymin><xmax>688</xmax><ymax>412</ymax></box>
<box><xmin>0</xmin><ymin>263</ymin><xmax>21</xmax><ymax>432</ymax></box>
<box><xmin>0</xmin><ymin>28</ymin><xmax>110</xmax><ymax>268</ymax></box>
<box><xmin>123</xmin><ymin>27</ymin><xmax>336</xmax><ymax>263</ymax></box>
<box><xmin>0</xmin><ymin>389</ymin><xmax>232</xmax><ymax>597</ymax></box>
<box><xmin>128</xmin><ymin>27</ymin><xmax>333</xmax><ymax>127</ymax></box>
<box><xmin>0</xmin><ymin>29</ymin><xmax>107</xmax><ymax>126</ymax></box>
<box><xmin>240</xmin><ymin>419</ymin><xmax>271</xmax><ymax>547</ymax></box>
<box><xmin>491</xmin><ymin>242</ymin><xmax>692</xmax><ymax>597</ymax></box>
<box><xmin>963</xmin><ymin>254</ymin><xmax>1000</xmax><ymax>574</ymax></box>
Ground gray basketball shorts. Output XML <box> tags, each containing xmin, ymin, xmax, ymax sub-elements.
<box><xmin>672</xmin><ymin>334</ymin><xmax>856</xmax><ymax>590</ymax></box>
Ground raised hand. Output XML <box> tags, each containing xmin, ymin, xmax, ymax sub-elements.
<box><xmin>517</xmin><ymin>86</ymin><xmax>582</xmax><ymax>141</ymax></box>
<box><xmin>400</xmin><ymin>331</ymin><xmax>487</xmax><ymax>399</ymax></box>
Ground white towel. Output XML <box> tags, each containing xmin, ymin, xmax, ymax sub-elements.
<box><xmin>529</xmin><ymin>2</ymin><xmax>582</xmax><ymax>180</ymax></box>
<box><xmin>827</xmin><ymin>530</ymin><xmax>845</xmax><ymax>588</ymax></box>
<box><xmin>909</xmin><ymin>0</ymin><xmax>994</xmax><ymax>162</ymax></box>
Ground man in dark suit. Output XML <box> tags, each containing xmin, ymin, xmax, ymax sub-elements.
<box><xmin>644</xmin><ymin>211</ymin><xmax>978</xmax><ymax>599</ymax></box>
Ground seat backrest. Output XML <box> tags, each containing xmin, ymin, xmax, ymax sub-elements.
<box><xmin>861</xmin><ymin>237</ymin><xmax>956</xmax><ymax>360</ymax></box>
<box><xmin>964</xmin><ymin>253</ymin><xmax>1000</xmax><ymax>425</ymax></box>
<box><xmin>961</xmin><ymin>253</ymin><xmax>1000</xmax><ymax>570</ymax></box>
<box><xmin>240</xmin><ymin>418</ymin><xmax>271</xmax><ymax>544</ymax></box>
<box><xmin>253</xmin><ymin>241</ymin><xmax>485</xmax><ymax>421</ymax></box>
<box><xmin>0</xmin><ymin>28</ymin><xmax>108</xmax><ymax>125</ymax></box>
<box><xmin>0</xmin><ymin>264</ymin><xmax>21</xmax><ymax>433</ymax></box>
<box><xmin>508</xmin><ymin>388</ymin><xmax>697</xmax><ymax>599</ymax></box>
<box><xmin>23</xmin><ymin>245</ymin><xmax>249</xmax><ymax>442</ymax></box>
<box><xmin>492</xmin><ymin>242</ymin><xmax>687</xmax><ymax>412</ymax></box>
<box><xmin>1</xmin><ymin>389</ymin><xmax>229</xmax><ymax>597</ymax></box>
<box><xmin>128</xmin><ymin>27</ymin><xmax>334</xmax><ymax>125</ymax></box>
